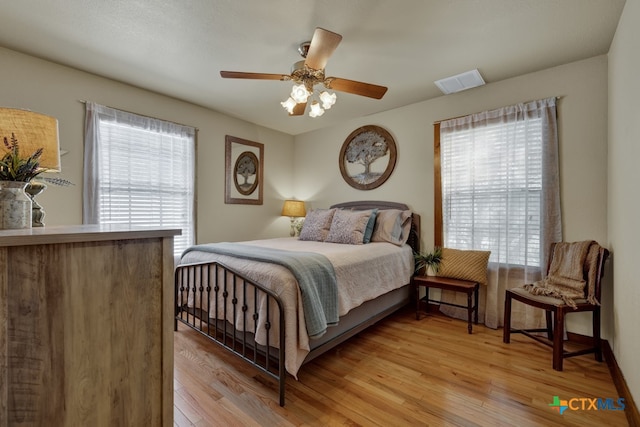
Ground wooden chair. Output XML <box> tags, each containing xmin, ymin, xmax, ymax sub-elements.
<box><xmin>503</xmin><ymin>243</ymin><xmax>609</xmax><ymax>371</ymax></box>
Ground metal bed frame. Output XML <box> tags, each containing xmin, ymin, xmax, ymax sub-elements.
<box><xmin>174</xmin><ymin>201</ymin><xmax>420</xmax><ymax>406</ymax></box>
<box><xmin>174</xmin><ymin>261</ymin><xmax>287</xmax><ymax>404</ymax></box>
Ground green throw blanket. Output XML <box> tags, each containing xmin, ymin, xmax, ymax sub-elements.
<box><xmin>182</xmin><ymin>242</ymin><xmax>338</xmax><ymax>338</ymax></box>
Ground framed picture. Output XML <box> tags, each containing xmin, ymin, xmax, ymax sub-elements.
<box><xmin>225</xmin><ymin>135</ymin><xmax>264</xmax><ymax>205</ymax></box>
<box><xmin>339</xmin><ymin>125</ymin><xmax>397</xmax><ymax>190</ymax></box>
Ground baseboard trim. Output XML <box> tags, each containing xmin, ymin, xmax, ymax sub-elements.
<box><xmin>566</xmin><ymin>332</ymin><xmax>638</xmax><ymax>426</ymax></box>
<box><xmin>601</xmin><ymin>340</ymin><xmax>640</xmax><ymax>427</ymax></box>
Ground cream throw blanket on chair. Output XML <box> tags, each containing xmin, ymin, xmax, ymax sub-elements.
<box><xmin>523</xmin><ymin>240</ymin><xmax>601</xmax><ymax>308</ymax></box>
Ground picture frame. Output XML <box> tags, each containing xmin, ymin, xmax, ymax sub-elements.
<box><xmin>225</xmin><ymin>135</ymin><xmax>264</xmax><ymax>205</ymax></box>
<box><xmin>339</xmin><ymin>125</ymin><xmax>397</xmax><ymax>190</ymax></box>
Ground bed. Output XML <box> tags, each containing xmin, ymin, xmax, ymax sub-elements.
<box><xmin>174</xmin><ymin>201</ymin><xmax>420</xmax><ymax>406</ymax></box>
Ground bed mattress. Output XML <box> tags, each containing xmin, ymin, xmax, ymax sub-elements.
<box><xmin>180</xmin><ymin>237</ymin><xmax>413</xmax><ymax>376</ymax></box>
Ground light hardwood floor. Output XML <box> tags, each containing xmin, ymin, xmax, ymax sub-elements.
<box><xmin>174</xmin><ymin>306</ymin><xmax>629</xmax><ymax>426</ymax></box>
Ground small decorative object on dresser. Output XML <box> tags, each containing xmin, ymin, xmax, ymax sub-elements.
<box><xmin>0</xmin><ymin>133</ymin><xmax>43</xmax><ymax>229</ymax></box>
<box><xmin>0</xmin><ymin>180</ymin><xmax>31</xmax><ymax>229</ymax></box>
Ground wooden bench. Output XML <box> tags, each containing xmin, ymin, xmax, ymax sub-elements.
<box><xmin>412</xmin><ymin>275</ymin><xmax>480</xmax><ymax>334</ymax></box>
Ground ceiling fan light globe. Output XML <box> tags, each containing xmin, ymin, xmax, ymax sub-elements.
<box><xmin>309</xmin><ymin>101</ymin><xmax>324</xmax><ymax>118</ymax></box>
<box><xmin>281</xmin><ymin>97</ymin><xmax>296</xmax><ymax>113</ymax></box>
<box><xmin>319</xmin><ymin>91</ymin><xmax>337</xmax><ymax>109</ymax></box>
<box><xmin>290</xmin><ymin>84</ymin><xmax>310</xmax><ymax>103</ymax></box>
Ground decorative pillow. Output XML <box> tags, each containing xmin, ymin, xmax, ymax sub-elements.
<box><xmin>371</xmin><ymin>209</ymin><xmax>412</xmax><ymax>246</ymax></box>
<box><xmin>400</xmin><ymin>210</ymin><xmax>412</xmax><ymax>244</ymax></box>
<box><xmin>298</xmin><ymin>208</ymin><xmax>336</xmax><ymax>242</ymax></box>
<box><xmin>362</xmin><ymin>208</ymin><xmax>378</xmax><ymax>244</ymax></box>
<box><xmin>325</xmin><ymin>209</ymin><xmax>372</xmax><ymax>244</ymax></box>
<box><xmin>437</xmin><ymin>248</ymin><xmax>491</xmax><ymax>285</ymax></box>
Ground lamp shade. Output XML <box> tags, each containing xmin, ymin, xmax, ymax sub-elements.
<box><xmin>281</xmin><ymin>199</ymin><xmax>306</xmax><ymax>217</ymax></box>
<box><xmin>0</xmin><ymin>107</ymin><xmax>61</xmax><ymax>172</ymax></box>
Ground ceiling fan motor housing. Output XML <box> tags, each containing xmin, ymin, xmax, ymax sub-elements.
<box><xmin>291</xmin><ymin>60</ymin><xmax>327</xmax><ymax>90</ymax></box>
<box><xmin>297</xmin><ymin>41</ymin><xmax>311</xmax><ymax>58</ymax></box>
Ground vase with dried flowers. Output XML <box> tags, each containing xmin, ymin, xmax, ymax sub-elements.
<box><xmin>0</xmin><ymin>134</ymin><xmax>44</xmax><ymax>229</ymax></box>
<box><xmin>0</xmin><ymin>133</ymin><xmax>73</xmax><ymax>228</ymax></box>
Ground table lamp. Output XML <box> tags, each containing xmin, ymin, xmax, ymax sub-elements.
<box><xmin>281</xmin><ymin>199</ymin><xmax>306</xmax><ymax>236</ymax></box>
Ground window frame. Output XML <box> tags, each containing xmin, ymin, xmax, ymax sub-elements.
<box><xmin>434</xmin><ymin>114</ymin><xmax>545</xmax><ymax>268</ymax></box>
<box><xmin>84</xmin><ymin>103</ymin><xmax>196</xmax><ymax>258</ymax></box>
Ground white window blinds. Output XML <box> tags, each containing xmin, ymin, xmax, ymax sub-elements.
<box><xmin>439</xmin><ymin>98</ymin><xmax>560</xmax><ymax>268</ymax></box>
<box><xmin>83</xmin><ymin>103</ymin><xmax>196</xmax><ymax>257</ymax></box>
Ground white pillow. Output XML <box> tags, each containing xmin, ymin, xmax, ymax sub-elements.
<box><xmin>371</xmin><ymin>209</ymin><xmax>412</xmax><ymax>246</ymax></box>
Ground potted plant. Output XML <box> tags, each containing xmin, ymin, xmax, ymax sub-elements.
<box><xmin>0</xmin><ymin>134</ymin><xmax>44</xmax><ymax>229</ymax></box>
<box><xmin>1</xmin><ymin>133</ymin><xmax>72</xmax><ymax>185</ymax></box>
<box><xmin>0</xmin><ymin>134</ymin><xmax>71</xmax><ymax>229</ymax></box>
<box><xmin>0</xmin><ymin>134</ymin><xmax>44</xmax><ymax>182</ymax></box>
<box><xmin>414</xmin><ymin>246</ymin><xmax>443</xmax><ymax>276</ymax></box>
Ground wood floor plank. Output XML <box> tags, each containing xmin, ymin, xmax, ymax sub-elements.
<box><xmin>173</xmin><ymin>405</ymin><xmax>194</xmax><ymax>427</ymax></box>
<box><xmin>173</xmin><ymin>390</ymin><xmax>202</xmax><ymax>426</ymax></box>
<box><xmin>174</xmin><ymin>306</ymin><xmax>629</xmax><ymax>426</ymax></box>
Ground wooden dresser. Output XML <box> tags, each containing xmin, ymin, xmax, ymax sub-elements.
<box><xmin>0</xmin><ymin>225</ymin><xmax>180</xmax><ymax>426</ymax></box>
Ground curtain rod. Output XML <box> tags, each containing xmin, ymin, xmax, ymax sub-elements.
<box><xmin>433</xmin><ymin>95</ymin><xmax>564</xmax><ymax>125</ymax></box>
<box><xmin>77</xmin><ymin>100</ymin><xmax>199</xmax><ymax>131</ymax></box>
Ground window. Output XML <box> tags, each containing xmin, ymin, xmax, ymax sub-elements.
<box><xmin>84</xmin><ymin>103</ymin><xmax>196</xmax><ymax>257</ymax></box>
<box><xmin>435</xmin><ymin>98</ymin><xmax>560</xmax><ymax>268</ymax></box>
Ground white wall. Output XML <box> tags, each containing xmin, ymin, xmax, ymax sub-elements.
<box><xmin>0</xmin><ymin>46</ymin><xmax>295</xmax><ymax>243</ymax></box>
<box><xmin>294</xmin><ymin>56</ymin><xmax>610</xmax><ymax>337</ymax></box>
<box><xmin>609</xmin><ymin>0</ymin><xmax>640</xmax><ymax>409</ymax></box>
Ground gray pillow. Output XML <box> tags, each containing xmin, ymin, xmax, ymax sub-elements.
<box><xmin>298</xmin><ymin>208</ymin><xmax>336</xmax><ymax>242</ymax></box>
<box><xmin>325</xmin><ymin>209</ymin><xmax>372</xmax><ymax>244</ymax></box>
<box><xmin>362</xmin><ymin>209</ymin><xmax>378</xmax><ymax>243</ymax></box>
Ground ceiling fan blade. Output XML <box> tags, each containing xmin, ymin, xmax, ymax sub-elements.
<box><xmin>290</xmin><ymin>102</ymin><xmax>307</xmax><ymax>116</ymax></box>
<box><xmin>325</xmin><ymin>77</ymin><xmax>388</xmax><ymax>99</ymax></box>
<box><xmin>220</xmin><ymin>71</ymin><xmax>289</xmax><ymax>80</ymax></box>
<box><xmin>304</xmin><ymin>28</ymin><xmax>342</xmax><ymax>70</ymax></box>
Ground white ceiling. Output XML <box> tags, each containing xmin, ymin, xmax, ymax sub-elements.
<box><xmin>0</xmin><ymin>0</ymin><xmax>625</xmax><ymax>135</ymax></box>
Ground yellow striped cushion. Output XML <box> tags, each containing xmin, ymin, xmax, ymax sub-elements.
<box><xmin>438</xmin><ymin>248</ymin><xmax>491</xmax><ymax>285</ymax></box>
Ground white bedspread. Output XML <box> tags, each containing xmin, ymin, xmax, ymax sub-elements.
<box><xmin>179</xmin><ymin>237</ymin><xmax>413</xmax><ymax>377</ymax></box>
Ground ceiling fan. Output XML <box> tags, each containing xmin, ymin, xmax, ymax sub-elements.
<box><xmin>220</xmin><ymin>27</ymin><xmax>388</xmax><ymax>117</ymax></box>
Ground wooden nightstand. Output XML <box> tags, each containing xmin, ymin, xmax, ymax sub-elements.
<box><xmin>413</xmin><ymin>275</ymin><xmax>480</xmax><ymax>334</ymax></box>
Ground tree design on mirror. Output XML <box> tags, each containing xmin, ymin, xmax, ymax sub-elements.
<box><xmin>339</xmin><ymin>125</ymin><xmax>397</xmax><ymax>190</ymax></box>
<box><xmin>225</xmin><ymin>135</ymin><xmax>263</xmax><ymax>204</ymax></box>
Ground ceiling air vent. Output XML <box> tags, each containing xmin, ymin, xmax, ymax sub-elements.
<box><xmin>435</xmin><ymin>69</ymin><xmax>485</xmax><ymax>95</ymax></box>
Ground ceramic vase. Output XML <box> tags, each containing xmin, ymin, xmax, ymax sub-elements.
<box><xmin>0</xmin><ymin>181</ymin><xmax>32</xmax><ymax>229</ymax></box>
